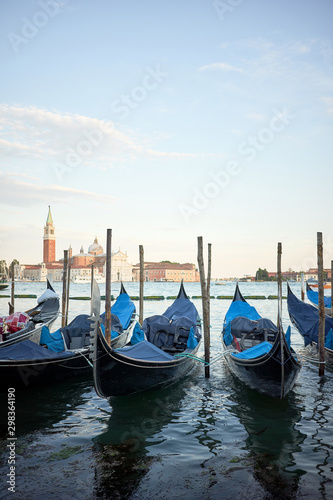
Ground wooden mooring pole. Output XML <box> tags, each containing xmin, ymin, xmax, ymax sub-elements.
<box><xmin>277</xmin><ymin>243</ymin><xmax>282</xmax><ymax>330</ymax></box>
<box><xmin>139</xmin><ymin>245</ymin><xmax>144</xmax><ymax>325</ymax></box>
<box><xmin>105</xmin><ymin>229</ymin><xmax>112</xmax><ymax>345</ymax></box>
<box><xmin>91</xmin><ymin>264</ymin><xmax>94</xmax><ymax>298</ymax></box>
<box><xmin>207</xmin><ymin>243</ymin><xmax>212</xmax><ymax>330</ymax></box>
<box><xmin>317</xmin><ymin>232</ymin><xmax>325</xmax><ymax>376</ymax></box>
<box><xmin>197</xmin><ymin>236</ymin><xmax>210</xmax><ymax>378</ymax></box>
<box><xmin>277</xmin><ymin>242</ymin><xmax>285</xmax><ymax>398</ymax></box>
<box><xmin>301</xmin><ymin>272</ymin><xmax>305</xmax><ymax>301</ymax></box>
<box><xmin>61</xmin><ymin>250</ymin><xmax>68</xmax><ymax>328</ymax></box>
<box><xmin>65</xmin><ymin>265</ymin><xmax>71</xmax><ymax>326</ymax></box>
<box><xmin>9</xmin><ymin>262</ymin><xmax>15</xmax><ymax>315</ymax></box>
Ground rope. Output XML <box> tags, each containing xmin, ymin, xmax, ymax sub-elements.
<box><xmin>77</xmin><ymin>351</ymin><xmax>93</xmax><ymax>367</ymax></box>
<box><xmin>174</xmin><ymin>349</ymin><xmax>239</xmax><ymax>366</ymax></box>
<box><xmin>295</xmin><ymin>353</ymin><xmax>326</xmax><ymax>364</ymax></box>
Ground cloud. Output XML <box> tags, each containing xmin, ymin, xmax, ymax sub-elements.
<box><xmin>0</xmin><ymin>104</ymin><xmax>202</xmax><ymax>168</ymax></box>
<box><xmin>217</xmin><ymin>37</ymin><xmax>333</xmax><ymax>83</ymax></box>
<box><xmin>198</xmin><ymin>62</ymin><xmax>243</xmax><ymax>73</ymax></box>
<box><xmin>0</xmin><ymin>173</ymin><xmax>118</xmax><ymax>207</ymax></box>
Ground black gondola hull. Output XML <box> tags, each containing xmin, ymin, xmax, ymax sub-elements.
<box><xmin>0</xmin><ymin>353</ymin><xmax>91</xmax><ymax>390</ymax></box>
<box><xmin>223</xmin><ymin>336</ymin><xmax>301</xmax><ymax>398</ymax></box>
<box><xmin>94</xmin><ymin>329</ymin><xmax>200</xmax><ymax>397</ymax></box>
<box><xmin>0</xmin><ymin>323</ymin><xmax>134</xmax><ymax>390</ymax></box>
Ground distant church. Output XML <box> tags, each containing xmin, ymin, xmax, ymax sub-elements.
<box><xmin>17</xmin><ymin>207</ymin><xmax>133</xmax><ymax>282</ymax></box>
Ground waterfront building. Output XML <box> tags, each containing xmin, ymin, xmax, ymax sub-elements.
<box><xmin>16</xmin><ymin>208</ymin><xmax>133</xmax><ymax>282</ymax></box>
<box><xmin>43</xmin><ymin>206</ymin><xmax>56</xmax><ymax>263</ymax></box>
<box><xmin>132</xmin><ymin>262</ymin><xmax>199</xmax><ymax>282</ymax></box>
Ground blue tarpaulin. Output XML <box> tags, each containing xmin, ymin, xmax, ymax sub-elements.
<box><xmin>285</xmin><ymin>325</ymin><xmax>291</xmax><ymax>348</ymax></box>
<box><xmin>40</xmin><ymin>325</ymin><xmax>65</xmax><ymax>352</ymax></box>
<box><xmin>223</xmin><ymin>321</ymin><xmax>233</xmax><ymax>346</ymax></box>
<box><xmin>110</xmin><ymin>292</ymin><xmax>135</xmax><ymax>329</ymax></box>
<box><xmin>115</xmin><ymin>340</ymin><xmax>175</xmax><ymax>361</ymax></box>
<box><xmin>288</xmin><ymin>286</ymin><xmax>333</xmax><ymax>346</ymax></box>
<box><xmin>187</xmin><ymin>326</ymin><xmax>198</xmax><ymax>349</ymax></box>
<box><xmin>225</xmin><ymin>300</ymin><xmax>261</xmax><ymax>324</ymax></box>
<box><xmin>228</xmin><ymin>316</ymin><xmax>277</xmax><ymax>338</ymax></box>
<box><xmin>307</xmin><ymin>287</ymin><xmax>332</xmax><ymax>308</ymax></box>
<box><xmin>325</xmin><ymin>328</ymin><xmax>333</xmax><ymax>349</ymax></box>
<box><xmin>231</xmin><ymin>341</ymin><xmax>272</xmax><ymax>359</ymax></box>
<box><xmin>141</xmin><ymin>290</ymin><xmax>201</xmax><ymax>349</ymax></box>
<box><xmin>130</xmin><ymin>322</ymin><xmax>145</xmax><ymax>345</ymax></box>
<box><xmin>0</xmin><ymin>340</ymin><xmax>74</xmax><ymax>361</ymax></box>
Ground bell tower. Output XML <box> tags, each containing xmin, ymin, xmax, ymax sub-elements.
<box><xmin>43</xmin><ymin>206</ymin><xmax>56</xmax><ymax>263</ymax></box>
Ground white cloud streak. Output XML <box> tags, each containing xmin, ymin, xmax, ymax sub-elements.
<box><xmin>0</xmin><ymin>173</ymin><xmax>118</xmax><ymax>207</ymax></box>
<box><xmin>198</xmin><ymin>62</ymin><xmax>243</xmax><ymax>73</ymax></box>
<box><xmin>0</xmin><ymin>104</ymin><xmax>201</xmax><ymax>168</ymax></box>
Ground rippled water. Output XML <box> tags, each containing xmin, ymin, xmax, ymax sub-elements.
<box><xmin>0</xmin><ymin>281</ymin><xmax>332</xmax><ymax>499</ymax></box>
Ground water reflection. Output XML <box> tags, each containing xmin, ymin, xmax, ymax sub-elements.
<box><xmin>0</xmin><ymin>378</ymin><xmax>93</xmax><ymax>437</ymax></box>
<box><xmin>303</xmin><ymin>377</ymin><xmax>333</xmax><ymax>498</ymax></box>
<box><xmin>93</xmin><ymin>379</ymin><xmax>194</xmax><ymax>498</ymax></box>
<box><xmin>225</xmin><ymin>376</ymin><xmax>307</xmax><ymax>498</ymax></box>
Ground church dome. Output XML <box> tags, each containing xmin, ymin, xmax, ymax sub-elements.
<box><xmin>88</xmin><ymin>236</ymin><xmax>103</xmax><ymax>255</ymax></box>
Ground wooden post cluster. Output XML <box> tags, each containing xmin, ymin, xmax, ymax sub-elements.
<box><xmin>61</xmin><ymin>249</ymin><xmax>68</xmax><ymax>328</ymax></box>
<box><xmin>139</xmin><ymin>245</ymin><xmax>144</xmax><ymax>325</ymax></box>
<box><xmin>317</xmin><ymin>232</ymin><xmax>325</xmax><ymax>377</ymax></box>
<box><xmin>105</xmin><ymin>229</ymin><xmax>112</xmax><ymax>345</ymax></box>
<box><xmin>197</xmin><ymin>236</ymin><xmax>211</xmax><ymax>378</ymax></box>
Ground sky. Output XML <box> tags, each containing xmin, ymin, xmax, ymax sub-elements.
<box><xmin>1</xmin><ymin>0</ymin><xmax>333</xmax><ymax>278</ymax></box>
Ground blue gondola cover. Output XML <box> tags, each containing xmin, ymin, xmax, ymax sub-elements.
<box><xmin>115</xmin><ymin>340</ymin><xmax>175</xmax><ymax>361</ymax></box>
<box><xmin>288</xmin><ymin>287</ymin><xmax>333</xmax><ymax>345</ymax></box>
<box><xmin>130</xmin><ymin>322</ymin><xmax>145</xmax><ymax>345</ymax></box>
<box><xmin>0</xmin><ymin>339</ymin><xmax>74</xmax><ymax>360</ymax></box>
<box><xmin>231</xmin><ymin>341</ymin><xmax>272</xmax><ymax>359</ymax></box>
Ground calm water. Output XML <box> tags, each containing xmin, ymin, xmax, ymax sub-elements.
<box><xmin>0</xmin><ymin>281</ymin><xmax>332</xmax><ymax>499</ymax></box>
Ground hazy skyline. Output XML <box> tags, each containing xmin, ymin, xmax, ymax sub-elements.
<box><xmin>1</xmin><ymin>0</ymin><xmax>333</xmax><ymax>277</ymax></box>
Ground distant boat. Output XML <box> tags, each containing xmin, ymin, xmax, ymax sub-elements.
<box><xmin>0</xmin><ymin>277</ymin><xmax>8</xmax><ymax>290</ymax></box>
<box><xmin>221</xmin><ymin>283</ymin><xmax>301</xmax><ymax>399</ymax></box>
<box><xmin>287</xmin><ymin>283</ymin><xmax>333</xmax><ymax>365</ymax></box>
<box><xmin>0</xmin><ymin>283</ymin><xmax>136</xmax><ymax>389</ymax></box>
<box><xmin>72</xmin><ymin>274</ymin><xmax>105</xmax><ymax>284</ymax></box>
<box><xmin>0</xmin><ymin>280</ymin><xmax>59</xmax><ymax>348</ymax></box>
<box><xmin>215</xmin><ymin>281</ymin><xmax>226</xmax><ymax>285</ymax></box>
<box><xmin>307</xmin><ymin>282</ymin><xmax>331</xmax><ymax>289</ymax></box>
<box><xmin>93</xmin><ymin>281</ymin><xmax>202</xmax><ymax>397</ymax></box>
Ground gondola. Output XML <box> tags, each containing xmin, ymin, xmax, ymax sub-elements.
<box><xmin>221</xmin><ymin>284</ymin><xmax>301</xmax><ymax>399</ymax></box>
<box><xmin>306</xmin><ymin>282</ymin><xmax>332</xmax><ymax>316</ymax></box>
<box><xmin>287</xmin><ymin>283</ymin><xmax>333</xmax><ymax>365</ymax></box>
<box><xmin>0</xmin><ymin>283</ymin><xmax>136</xmax><ymax>389</ymax></box>
<box><xmin>0</xmin><ymin>279</ymin><xmax>60</xmax><ymax>348</ymax></box>
<box><xmin>93</xmin><ymin>281</ymin><xmax>202</xmax><ymax>397</ymax></box>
